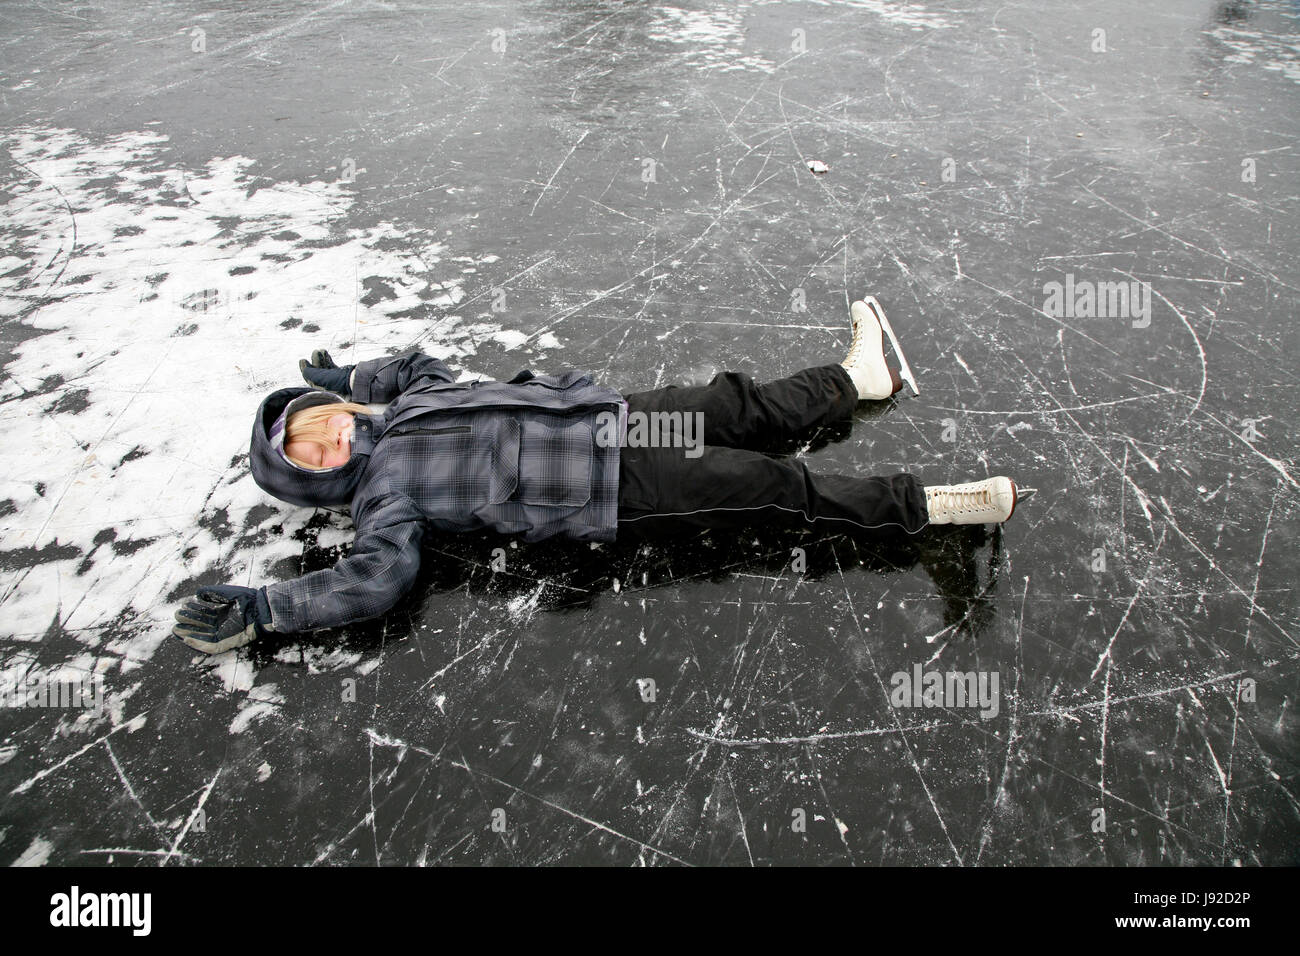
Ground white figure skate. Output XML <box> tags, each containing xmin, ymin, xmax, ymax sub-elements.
<box><xmin>842</xmin><ymin>297</ymin><xmax>920</xmax><ymax>400</ymax></box>
<box><xmin>924</xmin><ymin>477</ymin><xmax>1020</xmax><ymax>524</ymax></box>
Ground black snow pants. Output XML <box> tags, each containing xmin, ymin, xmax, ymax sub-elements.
<box><xmin>615</xmin><ymin>365</ymin><xmax>928</xmax><ymax>538</ymax></box>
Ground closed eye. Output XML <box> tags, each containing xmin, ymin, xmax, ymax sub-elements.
<box><xmin>287</xmin><ymin>442</ymin><xmax>325</xmax><ymax>468</ymax></box>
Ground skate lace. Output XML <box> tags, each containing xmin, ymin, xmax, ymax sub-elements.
<box><xmin>845</xmin><ymin>328</ymin><xmax>866</xmax><ymax>365</ymax></box>
<box><xmin>932</xmin><ymin>486</ymin><xmax>992</xmax><ymax>515</ymax></box>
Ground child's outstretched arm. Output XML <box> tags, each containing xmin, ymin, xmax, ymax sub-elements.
<box><xmin>261</xmin><ymin>492</ymin><xmax>425</xmax><ymax>634</ymax></box>
<box><xmin>297</xmin><ymin>348</ymin><xmax>457</xmax><ymax>402</ymax></box>
<box><xmin>173</xmin><ymin>493</ymin><xmax>425</xmax><ymax>652</ymax></box>
<box><xmin>348</xmin><ymin>349</ymin><xmax>457</xmax><ymax>403</ymax></box>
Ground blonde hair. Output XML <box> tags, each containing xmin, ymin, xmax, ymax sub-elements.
<box><xmin>285</xmin><ymin>401</ymin><xmax>371</xmax><ymax>469</ymax></box>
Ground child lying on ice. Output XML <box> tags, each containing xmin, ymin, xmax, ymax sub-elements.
<box><xmin>173</xmin><ymin>298</ymin><xmax>1022</xmax><ymax>653</ymax></box>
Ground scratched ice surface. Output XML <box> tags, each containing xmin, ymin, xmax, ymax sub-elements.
<box><xmin>0</xmin><ymin>0</ymin><xmax>1296</xmax><ymax>866</ymax></box>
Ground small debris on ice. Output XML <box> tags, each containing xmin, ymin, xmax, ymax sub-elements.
<box><xmin>806</xmin><ymin>159</ymin><xmax>829</xmax><ymax>174</ymax></box>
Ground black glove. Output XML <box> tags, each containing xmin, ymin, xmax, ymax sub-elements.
<box><xmin>299</xmin><ymin>349</ymin><xmax>355</xmax><ymax>397</ymax></box>
<box><xmin>173</xmin><ymin>585</ymin><xmax>273</xmax><ymax>654</ymax></box>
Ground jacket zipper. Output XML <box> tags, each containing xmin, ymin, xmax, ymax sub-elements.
<box><xmin>391</xmin><ymin>425</ymin><xmax>472</xmax><ymax>437</ymax></box>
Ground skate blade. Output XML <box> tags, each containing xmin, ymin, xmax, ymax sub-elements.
<box><xmin>1015</xmin><ymin>486</ymin><xmax>1038</xmax><ymax>502</ymax></box>
<box><xmin>860</xmin><ymin>296</ymin><xmax>919</xmax><ymax>397</ymax></box>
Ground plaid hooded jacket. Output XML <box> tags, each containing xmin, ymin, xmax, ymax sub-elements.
<box><xmin>248</xmin><ymin>351</ymin><xmax>627</xmax><ymax>633</ymax></box>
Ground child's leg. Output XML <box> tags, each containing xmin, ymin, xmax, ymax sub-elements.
<box><xmin>620</xmin><ymin>365</ymin><xmax>858</xmax><ymax>453</ymax></box>
<box><xmin>616</xmin><ymin>442</ymin><xmax>927</xmax><ymax>538</ymax></box>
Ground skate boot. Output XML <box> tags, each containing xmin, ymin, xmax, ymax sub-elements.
<box><xmin>924</xmin><ymin>477</ymin><xmax>1018</xmax><ymax>525</ymax></box>
<box><xmin>842</xmin><ymin>297</ymin><xmax>920</xmax><ymax>400</ymax></box>
<box><xmin>842</xmin><ymin>299</ymin><xmax>900</xmax><ymax>400</ymax></box>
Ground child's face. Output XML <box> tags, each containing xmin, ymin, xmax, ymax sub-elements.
<box><xmin>285</xmin><ymin>413</ymin><xmax>354</xmax><ymax>469</ymax></box>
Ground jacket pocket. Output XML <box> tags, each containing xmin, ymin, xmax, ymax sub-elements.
<box><xmin>489</xmin><ymin>418</ymin><xmax>520</xmax><ymax>504</ymax></box>
<box><xmin>391</xmin><ymin>425</ymin><xmax>471</xmax><ymax>437</ymax></box>
<box><xmin>515</xmin><ymin>370</ymin><xmax>591</xmax><ymax>391</ymax></box>
<box><xmin>388</xmin><ymin>423</ymin><xmax>502</xmax><ymax>515</ymax></box>
<box><xmin>515</xmin><ymin>418</ymin><xmax>592</xmax><ymax>508</ymax></box>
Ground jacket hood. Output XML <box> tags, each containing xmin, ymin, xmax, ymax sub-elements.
<box><xmin>249</xmin><ymin>387</ymin><xmax>372</xmax><ymax>509</ymax></box>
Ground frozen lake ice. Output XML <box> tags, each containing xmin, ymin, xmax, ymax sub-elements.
<box><xmin>0</xmin><ymin>0</ymin><xmax>1297</xmax><ymax>865</ymax></box>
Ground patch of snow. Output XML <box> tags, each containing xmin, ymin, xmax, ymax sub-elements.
<box><xmin>10</xmin><ymin>835</ymin><xmax>53</xmax><ymax>867</ymax></box>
